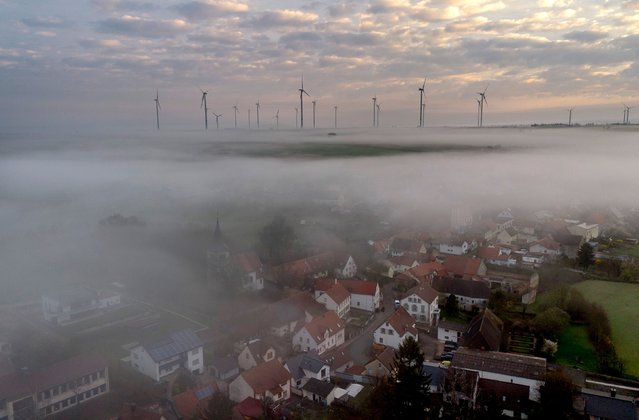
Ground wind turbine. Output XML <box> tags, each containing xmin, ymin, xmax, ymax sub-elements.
<box><xmin>376</xmin><ymin>103</ymin><xmax>381</xmax><ymax>128</ymax></box>
<box><xmin>334</xmin><ymin>106</ymin><xmax>337</xmax><ymax>129</ymax></box>
<box><xmin>477</xmin><ymin>85</ymin><xmax>488</xmax><ymax>127</ymax></box>
<box><xmin>372</xmin><ymin>95</ymin><xmax>377</xmax><ymax>127</ymax></box>
<box><xmin>199</xmin><ymin>87</ymin><xmax>208</xmax><ymax>130</ymax></box>
<box><xmin>422</xmin><ymin>103</ymin><xmax>426</xmax><ymax>127</ymax></box>
<box><xmin>295</xmin><ymin>107</ymin><xmax>299</xmax><ymax>128</ymax></box>
<box><xmin>232</xmin><ymin>104</ymin><xmax>238</xmax><ymax>128</ymax></box>
<box><xmin>273</xmin><ymin>109</ymin><xmax>279</xmax><ymax>129</ymax></box>
<box><xmin>623</xmin><ymin>104</ymin><xmax>632</xmax><ymax>124</ymax></box>
<box><xmin>418</xmin><ymin>77</ymin><xmax>426</xmax><ymax>127</ymax></box>
<box><xmin>567</xmin><ymin>108</ymin><xmax>573</xmax><ymax>126</ymax></box>
<box><xmin>476</xmin><ymin>98</ymin><xmax>481</xmax><ymax>127</ymax></box>
<box><xmin>298</xmin><ymin>76</ymin><xmax>310</xmax><ymax>128</ymax></box>
<box><xmin>256</xmin><ymin>100</ymin><xmax>260</xmax><ymax>128</ymax></box>
<box><xmin>154</xmin><ymin>90</ymin><xmax>161</xmax><ymax>130</ymax></box>
<box><xmin>312</xmin><ymin>100</ymin><xmax>317</xmax><ymax>128</ymax></box>
<box><xmin>210</xmin><ymin>111</ymin><xmax>222</xmax><ymax>129</ymax></box>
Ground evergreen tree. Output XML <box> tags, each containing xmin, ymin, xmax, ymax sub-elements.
<box><xmin>444</xmin><ymin>294</ymin><xmax>458</xmax><ymax>317</ymax></box>
<box><xmin>576</xmin><ymin>242</ymin><xmax>595</xmax><ymax>269</ymax></box>
<box><xmin>387</xmin><ymin>336</ymin><xmax>432</xmax><ymax>419</ymax></box>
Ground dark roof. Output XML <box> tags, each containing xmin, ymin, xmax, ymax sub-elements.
<box><xmin>421</xmin><ymin>363</ymin><xmax>446</xmax><ymax>388</ymax></box>
<box><xmin>144</xmin><ymin>330</ymin><xmax>203</xmax><ymax>363</ymax></box>
<box><xmin>452</xmin><ymin>348</ymin><xmax>546</xmax><ymax>380</ymax></box>
<box><xmin>463</xmin><ymin>309</ymin><xmax>503</xmax><ymax>351</ymax></box>
<box><xmin>301</xmin><ymin>377</ymin><xmax>335</xmax><ymax>398</ymax></box>
<box><xmin>285</xmin><ymin>351</ymin><xmax>327</xmax><ymax>381</ymax></box>
<box><xmin>173</xmin><ymin>382</ymin><xmax>217</xmax><ymax>418</ymax></box>
<box><xmin>210</xmin><ymin>354</ymin><xmax>238</xmax><ymax>374</ymax></box>
<box><xmin>582</xmin><ymin>392</ymin><xmax>638</xmax><ymax>420</ymax></box>
<box><xmin>245</xmin><ymin>339</ymin><xmax>274</xmax><ymax>362</ymax></box>
<box><xmin>438</xmin><ymin>319</ymin><xmax>468</xmax><ymax>332</ymax></box>
<box><xmin>431</xmin><ymin>277</ymin><xmax>491</xmax><ymax>299</ymax></box>
<box><xmin>477</xmin><ymin>378</ymin><xmax>530</xmax><ymax>411</ymax></box>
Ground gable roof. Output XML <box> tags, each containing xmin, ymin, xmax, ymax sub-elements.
<box><xmin>285</xmin><ymin>351</ymin><xmax>327</xmax><ymax>381</ymax></box>
<box><xmin>144</xmin><ymin>329</ymin><xmax>203</xmax><ymax>363</ymax></box>
<box><xmin>268</xmin><ymin>292</ymin><xmax>326</xmax><ymax>325</ymax></box>
<box><xmin>375</xmin><ymin>346</ymin><xmax>396</xmax><ymax>372</ymax></box>
<box><xmin>337</xmin><ymin>279</ymin><xmax>379</xmax><ymax>296</ymax></box>
<box><xmin>301</xmin><ymin>311</ymin><xmax>345</xmax><ymax>343</ymax></box>
<box><xmin>231</xmin><ymin>252</ymin><xmax>262</xmax><ymax>274</ymax></box>
<box><xmin>452</xmin><ymin>348</ymin><xmax>546</xmax><ymax>380</ymax></box>
<box><xmin>384</xmin><ymin>307</ymin><xmax>417</xmax><ymax>337</ymax></box>
<box><xmin>530</xmin><ymin>236</ymin><xmax>561</xmax><ymax>251</ymax></box>
<box><xmin>172</xmin><ymin>382</ymin><xmax>217</xmax><ymax>419</ymax></box>
<box><xmin>273</xmin><ymin>252</ymin><xmax>346</xmax><ymax>280</ymax></box>
<box><xmin>321</xmin><ymin>348</ymin><xmax>353</xmax><ymax>372</ymax></box>
<box><xmin>233</xmin><ymin>397</ymin><xmax>263</xmax><ymax>419</ymax></box>
<box><xmin>210</xmin><ymin>354</ymin><xmax>238</xmax><ymax>374</ymax></box>
<box><xmin>240</xmin><ymin>359</ymin><xmax>292</xmax><ymax>395</ymax></box>
<box><xmin>406</xmin><ymin>283</ymin><xmax>439</xmax><ymax>304</ymax></box>
<box><xmin>443</xmin><ymin>255</ymin><xmax>483</xmax><ymax>278</ymax></box>
<box><xmin>431</xmin><ymin>277</ymin><xmax>491</xmax><ymax>300</ymax></box>
<box><xmin>463</xmin><ymin>309</ymin><xmax>503</xmax><ymax>351</ymax></box>
<box><xmin>245</xmin><ymin>339</ymin><xmax>275</xmax><ymax>362</ymax></box>
<box><xmin>322</xmin><ymin>282</ymin><xmax>351</xmax><ymax>304</ymax></box>
<box><xmin>408</xmin><ymin>262</ymin><xmax>447</xmax><ymax>280</ymax></box>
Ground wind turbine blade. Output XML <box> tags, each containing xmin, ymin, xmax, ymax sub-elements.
<box><xmin>421</xmin><ymin>77</ymin><xmax>426</xmax><ymax>89</ymax></box>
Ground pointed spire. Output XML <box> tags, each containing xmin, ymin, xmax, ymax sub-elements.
<box><xmin>214</xmin><ymin>211</ymin><xmax>221</xmax><ymax>238</ymax></box>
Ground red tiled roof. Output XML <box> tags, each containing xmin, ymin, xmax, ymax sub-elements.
<box><xmin>233</xmin><ymin>397</ymin><xmax>263</xmax><ymax>419</ymax></box>
<box><xmin>408</xmin><ymin>262</ymin><xmax>447</xmax><ymax>279</ymax></box>
<box><xmin>241</xmin><ymin>360</ymin><xmax>291</xmax><ymax>395</ymax></box>
<box><xmin>231</xmin><ymin>252</ymin><xmax>262</xmax><ymax>274</ymax></box>
<box><xmin>443</xmin><ymin>255</ymin><xmax>483</xmax><ymax>277</ymax></box>
<box><xmin>272</xmin><ymin>252</ymin><xmax>342</xmax><ymax>280</ymax></box>
<box><xmin>172</xmin><ymin>382</ymin><xmax>218</xmax><ymax>418</ymax></box>
<box><xmin>385</xmin><ymin>307</ymin><xmax>417</xmax><ymax>337</ymax></box>
<box><xmin>338</xmin><ymin>279</ymin><xmax>379</xmax><ymax>296</ymax></box>
<box><xmin>302</xmin><ymin>311</ymin><xmax>345</xmax><ymax>344</ymax></box>
<box><xmin>323</xmin><ymin>283</ymin><xmax>350</xmax><ymax>304</ymax></box>
<box><xmin>376</xmin><ymin>346</ymin><xmax>396</xmax><ymax>371</ymax></box>
<box><xmin>345</xmin><ymin>365</ymin><xmax>367</xmax><ymax>375</ymax></box>
<box><xmin>314</xmin><ymin>277</ymin><xmax>338</xmax><ymax>292</ymax></box>
<box><xmin>406</xmin><ymin>283</ymin><xmax>439</xmax><ymax>304</ymax></box>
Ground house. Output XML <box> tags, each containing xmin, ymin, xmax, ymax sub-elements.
<box><xmin>315</xmin><ymin>282</ymin><xmax>351</xmax><ymax>318</ymax></box>
<box><xmin>442</xmin><ymin>255</ymin><xmax>487</xmax><ymax>280</ymax></box>
<box><xmin>431</xmin><ymin>277</ymin><xmax>491</xmax><ymax>311</ymax></box>
<box><xmin>388</xmin><ymin>254</ymin><xmax>421</xmax><ymax>275</ymax></box>
<box><xmin>476</xmin><ymin>378</ymin><xmax>531</xmax><ymax>419</ymax></box>
<box><xmin>0</xmin><ymin>353</ymin><xmax>109</xmax><ymax>420</ymax></box>
<box><xmin>272</xmin><ymin>252</ymin><xmax>357</xmax><ymax>285</ymax></box>
<box><xmin>567</xmin><ymin>222</ymin><xmax>600</xmax><ymax>241</ymax></box>
<box><xmin>437</xmin><ymin>320</ymin><xmax>468</xmax><ymax>344</ymax></box>
<box><xmin>321</xmin><ymin>348</ymin><xmax>354</xmax><ymax>373</ymax></box>
<box><xmin>285</xmin><ymin>351</ymin><xmax>330</xmax><ymax>396</ymax></box>
<box><xmin>494</xmin><ymin>228</ymin><xmax>519</xmax><ymax>245</ymax></box>
<box><xmin>231</xmin><ymin>252</ymin><xmax>264</xmax><ymax>291</ymax></box>
<box><xmin>338</xmin><ymin>279</ymin><xmax>382</xmax><ymax>312</ymax></box>
<box><xmin>462</xmin><ymin>309</ymin><xmax>503</xmax><ymax>352</ymax></box>
<box><xmin>172</xmin><ymin>382</ymin><xmax>217</xmax><ymax>419</ymax></box>
<box><xmin>266</xmin><ymin>292</ymin><xmax>326</xmax><ymax>337</ymax></box>
<box><xmin>521</xmin><ymin>253</ymin><xmax>544</xmax><ymax>267</ymax></box>
<box><xmin>406</xmin><ymin>262</ymin><xmax>448</xmax><ymax>282</ymax></box>
<box><xmin>528</xmin><ymin>236</ymin><xmax>561</xmax><ymax>257</ymax></box>
<box><xmin>229</xmin><ymin>359</ymin><xmax>292</xmax><ymax>403</ymax></box>
<box><xmin>400</xmin><ymin>283</ymin><xmax>440</xmax><ymax>325</ymax></box>
<box><xmin>130</xmin><ymin>329</ymin><xmax>204</xmax><ymax>382</ymax></box>
<box><xmin>373</xmin><ymin>307</ymin><xmax>418</xmax><ymax>349</ymax></box>
<box><xmin>41</xmin><ymin>288</ymin><xmax>121</xmax><ymax>325</ymax></box>
<box><xmin>477</xmin><ymin>246</ymin><xmax>517</xmax><ymax>267</ymax></box>
<box><xmin>232</xmin><ymin>397</ymin><xmax>263</xmax><ymax>419</ymax></box>
<box><xmin>301</xmin><ymin>378</ymin><xmax>338</xmax><ymax>406</ymax></box>
<box><xmin>388</xmin><ymin>237</ymin><xmax>427</xmax><ymax>256</ymax></box>
<box><xmin>238</xmin><ymin>339</ymin><xmax>277</xmax><ymax>371</ymax></box>
<box><xmin>451</xmin><ymin>348</ymin><xmax>547</xmax><ymax>401</ymax></box>
<box><xmin>421</xmin><ymin>362</ymin><xmax>447</xmax><ymax>394</ymax></box>
<box><xmin>577</xmin><ymin>390</ymin><xmax>639</xmax><ymax>420</ymax></box>
<box><xmin>209</xmin><ymin>354</ymin><xmax>239</xmax><ymax>381</ymax></box>
<box><xmin>439</xmin><ymin>238</ymin><xmax>470</xmax><ymax>256</ymax></box>
<box><xmin>484</xmin><ymin>270</ymin><xmax>539</xmax><ymax>305</ymax></box>
<box><xmin>365</xmin><ymin>346</ymin><xmax>395</xmax><ymax>378</ymax></box>
<box><xmin>292</xmin><ymin>311</ymin><xmax>345</xmax><ymax>355</ymax></box>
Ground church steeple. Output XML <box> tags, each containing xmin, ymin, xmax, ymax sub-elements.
<box><xmin>214</xmin><ymin>215</ymin><xmax>221</xmax><ymax>238</ymax></box>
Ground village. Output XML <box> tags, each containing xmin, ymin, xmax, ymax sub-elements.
<box><xmin>2</xmin><ymin>200</ymin><xmax>639</xmax><ymax>420</ymax></box>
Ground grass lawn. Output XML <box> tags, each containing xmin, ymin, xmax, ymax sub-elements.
<box><xmin>555</xmin><ymin>325</ymin><xmax>598</xmax><ymax>372</ymax></box>
<box><xmin>610</xmin><ymin>243</ymin><xmax>639</xmax><ymax>258</ymax></box>
<box><xmin>573</xmin><ymin>280</ymin><xmax>639</xmax><ymax>378</ymax></box>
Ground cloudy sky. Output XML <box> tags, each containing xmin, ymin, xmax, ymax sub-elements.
<box><xmin>2</xmin><ymin>0</ymin><xmax>639</xmax><ymax>129</ymax></box>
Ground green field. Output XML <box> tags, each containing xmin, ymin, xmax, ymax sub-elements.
<box><xmin>555</xmin><ymin>325</ymin><xmax>598</xmax><ymax>372</ymax></box>
<box><xmin>610</xmin><ymin>243</ymin><xmax>639</xmax><ymax>258</ymax></box>
<box><xmin>573</xmin><ymin>280</ymin><xmax>639</xmax><ymax>377</ymax></box>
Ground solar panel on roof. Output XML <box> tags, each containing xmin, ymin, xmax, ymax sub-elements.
<box><xmin>195</xmin><ymin>385</ymin><xmax>214</xmax><ymax>400</ymax></box>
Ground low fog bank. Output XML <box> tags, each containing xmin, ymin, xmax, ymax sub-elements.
<box><xmin>1</xmin><ymin>126</ymin><xmax>638</xmax><ymax>303</ymax></box>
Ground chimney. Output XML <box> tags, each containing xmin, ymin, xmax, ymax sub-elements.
<box><xmin>610</xmin><ymin>388</ymin><xmax>617</xmax><ymax>398</ymax></box>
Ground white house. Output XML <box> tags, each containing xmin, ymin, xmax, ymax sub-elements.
<box><xmin>293</xmin><ymin>311</ymin><xmax>345</xmax><ymax>355</ymax></box>
<box><xmin>529</xmin><ymin>237</ymin><xmax>561</xmax><ymax>257</ymax></box>
<box><xmin>335</xmin><ymin>254</ymin><xmax>358</xmax><ymax>278</ymax></box>
<box><xmin>231</xmin><ymin>252</ymin><xmax>264</xmax><ymax>291</ymax></box>
<box><xmin>451</xmin><ymin>348</ymin><xmax>547</xmax><ymax>402</ymax></box>
<box><xmin>567</xmin><ymin>222</ymin><xmax>600</xmax><ymax>241</ymax></box>
<box><xmin>42</xmin><ymin>289</ymin><xmax>121</xmax><ymax>326</ymax></box>
<box><xmin>237</xmin><ymin>339</ymin><xmax>277</xmax><ymax>371</ymax></box>
<box><xmin>437</xmin><ymin>320</ymin><xmax>467</xmax><ymax>344</ymax></box>
<box><xmin>229</xmin><ymin>359</ymin><xmax>292</xmax><ymax>403</ymax></box>
<box><xmin>400</xmin><ymin>283</ymin><xmax>440</xmax><ymax>325</ymax></box>
<box><xmin>431</xmin><ymin>277</ymin><xmax>491</xmax><ymax>312</ymax></box>
<box><xmin>439</xmin><ymin>239</ymin><xmax>470</xmax><ymax>256</ymax></box>
<box><xmin>339</xmin><ymin>279</ymin><xmax>382</xmax><ymax>312</ymax></box>
<box><xmin>314</xmin><ymin>282</ymin><xmax>351</xmax><ymax>318</ymax></box>
<box><xmin>373</xmin><ymin>307</ymin><xmax>418</xmax><ymax>350</ymax></box>
<box><xmin>130</xmin><ymin>330</ymin><xmax>203</xmax><ymax>382</ymax></box>
<box><xmin>0</xmin><ymin>353</ymin><xmax>109</xmax><ymax>420</ymax></box>
<box><xmin>285</xmin><ymin>351</ymin><xmax>330</xmax><ymax>396</ymax></box>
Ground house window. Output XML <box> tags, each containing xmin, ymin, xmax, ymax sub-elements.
<box><xmin>379</xmin><ymin>337</ymin><xmax>383</xmax><ymax>343</ymax></box>
<box><xmin>380</xmin><ymin>328</ymin><xmax>386</xmax><ymax>334</ymax></box>
<box><xmin>192</xmin><ymin>359</ymin><xmax>200</xmax><ymax>366</ymax></box>
<box><xmin>321</xmin><ymin>367</ymin><xmax>327</xmax><ymax>378</ymax></box>
<box><xmin>411</xmin><ymin>304</ymin><xmax>417</xmax><ymax>311</ymax></box>
<box><xmin>388</xmin><ymin>330</ymin><xmax>393</xmax><ymax>335</ymax></box>
<box><xmin>357</xmin><ymin>302</ymin><xmax>360</xmax><ymax>307</ymax></box>
<box><xmin>421</xmin><ymin>305</ymin><xmax>425</xmax><ymax>313</ymax></box>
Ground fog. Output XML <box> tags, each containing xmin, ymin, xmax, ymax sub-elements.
<box><xmin>1</xmin><ymin>126</ymin><xmax>638</xmax><ymax>305</ymax></box>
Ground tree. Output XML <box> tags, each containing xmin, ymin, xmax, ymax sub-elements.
<box><xmin>487</xmin><ymin>289</ymin><xmax>510</xmax><ymax>317</ymax></box>
<box><xmin>534</xmin><ymin>371</ymin><xmax>576</xmax><ymax>420</ymax></box>
<box><xmin>444</xmin><ymin>294</ymin><xmax>458</xmax><ymax>317</ymax></box>
<box><xmin>201</xmin><ymin>392</ymin><xmax>233</xmax><ymax>420</ymax></box>
<box><xmin>258</xmin><ymin>215</ymin><xmax>295</xmax><ymax>265</ymax></box>
<box><xmin>533</xmin><ymin>307</ymin><xmax>570</xmax><ymax>338</ymax></box>
<box><xmin>576</xmin><ymin>242</ymin><xmax>594</xmax><ymax>269</ymax></box>
<box><xmin>620</xmin><ymin>261</ymin><xmax>639</xmax><ymax>282</ymax></box>
<box><xmin>387</xmin><ymin>336</ymin><xmax>432</xmax><ymax>419</ymax></box>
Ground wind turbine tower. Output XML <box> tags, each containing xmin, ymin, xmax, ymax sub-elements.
<box><xmin>376</xmin><ymin>103</ymin><xmax>381</xmax><ymax>128</ymax></box>
<box><xmin>154</xmin><ymin>90</ymin><xmax>161</xmax><ymax>130</ymax></box>
<box><xmin>418</xmin><ymin>78</ymin><xmax>426</xmax><ymax>127</ymax></box>
<box><xmin>199</xmin><ymin>88</ymin><xmax>208</xmax><ymax>130</ymax></box>
<box><xmin>334</xmin><ymin>106</ymin><xmax>337</xmax><ymax>129</ymax></box>
<box><xmin>233</xmin><ymin>104</ymin><xmax>238</xmax><ymax>128</ymax></box>
<box><xmin>477</xmin><ymin>85</ymin><xmax>488</xmax><ymax>127</ymax></box>
<box><xmin>372</xmin><ymin>95</ymin><xmax>377</xmax><ymax>127</ymax></box>
<box><xmin>476</xmin><ymin>99</ymin><xmax>481</xmax><ymax>127</ymax></box>
<box><xmin>312</xmin><ymin>100</ymin><xmax>317</xmax><ymax>128</ymax></box>
<box><xmin>298</xmin><ymin>76</ymin><xmax>310</xmax><ymax>128</ymax></box>
<box><xmin>256</xmin><ymin>100</ymin><xmax>260</xmax><ymax>128</ymax></box>
<box><xmin>211</xmin><ymin>112</ymin><xmax>222</xmax><ymax>129</ymax></box>
<box><xmin>274</xmin><ymin>109</ymin><xmax>279</xmax><ymax>129</ymax></box>
<box><xmin>568</xmin><ymin>108</ymin><xmax>573</xmax><ymax>126</ymax></box>
<box><xmin>295</xmin><ymin>107</ymin><xmax>299</xmax><ymax>128</ymax></box>
<box><xmin>623</xmin><ymin>104</ymin><xmax>632</xmax><ymax>124</ymax></box>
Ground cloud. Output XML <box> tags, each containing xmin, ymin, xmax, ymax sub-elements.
<box><xmin>96</xmin><ymin>15</ymin><xmax>190</xmax><ymax>38</ymax></box>
<box><xmin>173</xmin><ymin>1</ymin><xmax>249</xmax><ymax>21</ymax></box>
<box><xmin>20</xmin><ymin>17</ymin><xmax>71</xmax><ymax>29</ymax></box>
<box><xmin>563</xmin><ymin>30</ymin><xmax>608</xmax><ymax>43</ymax></box>
<box><xmin>90</xmin><ymin>0</ymin><xmax>159</xmax><ymax>12</ymax></box>
<box><xmin>246</xmin><ymin>9</ymin><xmax>318</xmax><ymax>29</ymax></box>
